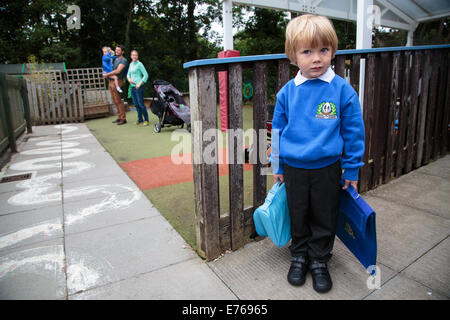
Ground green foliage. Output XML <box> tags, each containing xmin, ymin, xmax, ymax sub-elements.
<box><xmin>1</xmin><ymin>2</ymin><xmax>448</xmax><ymax>98</ymax></box>
<box><xmin>414</xmin><ymin>17</ymin><xmax>449</xmax><ymax>45</ymax></box>
<box><xmin>234</xmin><ymin>7</ymin><xmax>289</xmax><ymax>56</ymax></box>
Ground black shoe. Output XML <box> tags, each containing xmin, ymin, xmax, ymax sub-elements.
<box><xmin>310</xmin><ymin>260</ymin><xmax>332</xmax><ymax>293</ymax></box>
<box><xmin>287</xmin><ymin>256</ymin><xmax>308</xmax><ymax>286</ymax></box>
<box><xmin>117</xmin><ymin>119</ymin><xmax>127</xmax><ymax>125</ymax></box>
<box><xmin>112</xmin><ymin>119</ymin><xmax>120</xmax><ymax>123</ymax></box>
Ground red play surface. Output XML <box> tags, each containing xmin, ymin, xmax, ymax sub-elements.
<box><xmin>120</xmin><ymin>150</ymin><xmax>253</xmax><ymax>190</ymax></box>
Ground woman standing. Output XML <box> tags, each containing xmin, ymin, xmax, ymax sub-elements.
<box><xmin>127</xmin><ymin>50</ymin><xmax>149</xmax><ymax>126</ymax></box>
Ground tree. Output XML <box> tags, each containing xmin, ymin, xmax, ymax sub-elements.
<box><xmin>234</xmin><ymin>7</ymin><xmax>288</xmax><ymax>56</ymax></box>
<box><xmin>414</xmin><ymin>17</ymin><xmax>450</xmax><ymax>45</ymax></box>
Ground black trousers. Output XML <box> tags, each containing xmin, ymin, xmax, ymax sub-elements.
<box><xmin>284</xmin><ymin>161</ymin><xmax>341</xmax><ymax>262</ymax></box>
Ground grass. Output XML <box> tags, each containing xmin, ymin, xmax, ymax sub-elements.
<box><xmin>86</xmin><ymin>104</ymin><xmax>256</xmax><ymax>163</ymax></box>
<box><xmin>85</xmin><ymin>103</ymin><xmax>274</xmax><ymax>251</ymax></box>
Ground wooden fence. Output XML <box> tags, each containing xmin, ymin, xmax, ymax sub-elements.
<box><xmin>0</xmin><ymin>73</ymin><xmax>32</xmax><ymax>156</ymax></box>
<box><xmin>184</xmin><ymin>44</ymin><xmax>450</xmax><ymax>261</ymax></box>
<box><xmin>25</xmin><ymin>67</ymin><xmax>112</xmax><ymax>125</ymax></box>
<box><xmin>26</xmin><ymin>78</ymin><xmax>83</xmax><ymax>125</ymax></box>
<box><xmin>66</xmin><ymin>68</ymin><xmax>112</xmax><ymax>119</ymax></box>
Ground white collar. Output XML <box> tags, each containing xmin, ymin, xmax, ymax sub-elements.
<box><xmin>294</xmin><ymin>66</ymin><xmax>335</xmax><ymax>86</ymax></box>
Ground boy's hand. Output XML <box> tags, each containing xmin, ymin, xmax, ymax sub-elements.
<box><xmin>274</xmin><ymin>174</ymin><xmax>284</xmax><ymax>184</ymax></box>
<box><xmin>342</xmin><ymin>179</ymin><xmax>358</xmax><ymax>191</ymax></box>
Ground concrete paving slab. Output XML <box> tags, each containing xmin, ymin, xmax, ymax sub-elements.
<box><xmin>415</xmin><ymin>156</ymin><xmax>450</xmax><ymax>179</ymax></box>
<box><xmin>64</xmin><ymin>215</ymin><xmax>198</xmax><ymax>295</ymax></box>
<box><xmin>0</xmin><ymin>204</ymin><xmax>63</xmax><ymax>253</ymax></box>
<box><xmin>401</xmin><ymin>237</ymin><xmax>450</xmax><ymax>298</ymax></box>
<box><xmin>207</xmin><ymin>238</ymin><xmax>396</xmax><ymax>300</ymax></box>
<box><xmin>0</xmin><ymin>240</ymin><xmax>66</xmax><ymax>300</ymax></box>
<box><xmin>0</xmin><ymin>185</ymin><xmax>63</xmax><ymax>216</ymax></box>
<box><xmin>70</xmin><ymin>258</ymin><xmax>237</xmax><ymax>300</ymax></box>
<box><xmin>60</xmin><ymin>156</ymin><xmax>126</xmax><ymax>185</ymax></box>
<box><xmin>1</xmin><ymin>167</ymin><xmax>63</xmax><ymax>192</ymax></box>
<box><xmin>0</xmin><ymin>178</ymin><xmax>30</xmax><ymax>194</ymax></box>
<box><xmin>62</xmin><ymin>171</ymin><xmax>136</xmax><ymax>191</ymax></box>
<box><xmin>61</xmin><ymin>174</ymin><xmax>140</xmax><ymax>206</ymax></box>
<box><xmin>63</xmin><ymin>190</ymin><xmax>159</xmax><ymax>235</ymax></box>
<box><xmin>17</xmin><ymin>135</ymin><xmax>62</xmax><ymax>152</ymax></box>
<box><xmin>364</xmin><ymin>195</ymin><xmax>450</xmax><ymax>272</ymax></box>
<box><xmin>29</xmin><ymin>125</ymin><xmax>62</xmax><ymax>136</ymax></box>
<box><xmin>365</xmin><ymin>274</ymin><xmax>448</xmax><ymax>300</ymax></box>
<box><xmin>61</xmin><ymin>135</ymin><xmax>105</xmax><ymax>150</ymax></box>
<box><xmin>62</xmin><ymin>149</ymin><xmax>119</xmax><ymax>168</ymax></box>
<box><xmin>60</xmin><ymin>123</ymin><xmax>92</xmax><ymax>135</ymax></box>
<box><xmin>366</xmin><ymin>170</ymin><xmax>450</xmax><ymax>219</ymax></box>
<box><xmin>3</xmin><ymin>149</ymin><xmax>62</xmax><ymax>171</ymax></box>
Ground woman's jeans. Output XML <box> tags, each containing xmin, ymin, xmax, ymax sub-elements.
<box><xmin>131</xmin><ymin>85</ymin><xmax>149</xmax><ymax>122</ymax></box>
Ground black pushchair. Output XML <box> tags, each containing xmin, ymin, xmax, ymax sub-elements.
<box><xmin>150</xmin><ymin>80</ymin><xmax>191</xmax><ymax>133</ymax></box>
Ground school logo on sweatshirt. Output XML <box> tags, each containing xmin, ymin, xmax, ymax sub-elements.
<box><xmin>315</xmin><ymin>102</ymin><xmax>337</xmax><ymax>119</ymax></box>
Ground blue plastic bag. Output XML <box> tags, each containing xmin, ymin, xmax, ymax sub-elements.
<box><xmin>253</xmin><ymin>182</ymin><xmax>291</xmax><ymax>248</ymax></box>
<box><xmin>336</xmin><ymin>181</ymin><xmax>377</xmax><ymax>269</ymax></box>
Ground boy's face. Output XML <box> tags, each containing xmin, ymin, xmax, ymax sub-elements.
<box><xmin>295</xmin><ymin>43</ymin><xmax>334</xmax><ymax>79</ymax></box>
<box><xmin>102</xmin><ymin>48</ymin><xmax>109</xmax><ymax>55</ymax></box>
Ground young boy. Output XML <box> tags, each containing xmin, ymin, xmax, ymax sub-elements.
<box><xmin>270</xmin><ymin>15</ymin><xmax>365</xmax><ymax>293</ymax></box>
<box><xmin>102</xmin><ymin>46</ymin><xmax>122</xmax><ymax>93</ymax></box>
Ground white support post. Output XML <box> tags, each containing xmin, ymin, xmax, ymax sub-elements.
<box><xmin>223</xmin><ymin>0</ymin><xmax>234</xmax><ymax>50</ymax></box>
<box><xmin>406</xmin><ymin>30</ymin><xmax>414</xmax><ymax>46</ymax></box>
<box><xmin>356</xmin><ymin>0</ymin><xmax>373</xmax><ymax>111</ymax></box>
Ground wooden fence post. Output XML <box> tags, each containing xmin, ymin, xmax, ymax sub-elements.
<box><xmin>277</xmin><ymin>59</ymin><xmax>290</xmax><ymax>91</ymax></box>
<box><xmin>434</xmin><ymin>50</ymin><xmax>449</xmax><ymax>158</ymax></box>
<box><xmin>384</xmin><ymin>52</ymin><xmax>401</xmax><ymax>183</ymax></box>
<box><xmin>405</xmin><ymin>51</ymin><xmax>421</xmax><ymax>173</ymax></box>
<box><xmin>396</xmin><ymin>51</ymin><xmax>410</xmax><ymax>177</ymax></box>
<box><xmin>415</xmin><ymin>51</ymin><xmax>432</xmax><ymax>168</ymax></box>
<box><xmin>228</xmin><ymin>63</ymin><xmax>245</xmax><ymax>251</ymax></box>
<box><xmin>0</xmin><ymin>73</ymin><xmax>17</xmax><ymax>153</ymax></box>
<box><xmin>441</xmin><ymin>56</ymin><xmax>450</xmax><ymax>156</ymax></box>
<box><xmin>334</xmin><ymin>55</ymin><xmax>346</xmax><ymax>78</ymax></box>
<box><xmin>189</xmin><ymin>66</ymin><xmax>221</xmax><ymax>261</ymax></box>
<box><xmin>423</xmin><ymin>51</ymin><xmax>440</xmax><ymax>164</ymax></box>
<box><xmin>253</xmin><ymin>62</ymin><xmax>267</xmax><ymax>209</ymax></box>
<box><xmin>78</xmin><ymin>83</ymin><xmax>84</xmax><ymax>122</ymax></box>
<box><xmin>19</xmin><ymin>79</ymin><xmax>33</xmax><ymax>134</ymax></box>
<box><xmin>360</xmin><ymin>54</ymin><xmax>376</xmax><ymax>192</ymax></box>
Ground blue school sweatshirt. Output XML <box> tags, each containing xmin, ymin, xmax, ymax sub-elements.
<box><xmin>270</xmin><ymin>68</ymin><xmax>365</xmax><ymax>181</ymax></box>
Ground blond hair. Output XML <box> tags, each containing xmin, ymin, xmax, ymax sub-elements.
<box><xmin>285</xmin><ymin>15</ymin><xmax>338</xmax><ymax>65</ymax></box>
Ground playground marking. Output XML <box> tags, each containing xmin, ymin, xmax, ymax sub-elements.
<box><xmin>119</xmin><ymin>150</ymin><xmax>253</xmax><ymax>190</ymax></box>
<box><xmin>1</xmin><ymin>124</ymin><xmax>141</xmax><ymax>294</ymax></box>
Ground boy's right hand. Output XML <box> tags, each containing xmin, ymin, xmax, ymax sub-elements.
<box><xmin>273</xmin><ymin>174</ymin><xmax>284</xmax><ymax>184</ymax></box>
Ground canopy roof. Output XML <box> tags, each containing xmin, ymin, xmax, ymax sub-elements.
<box><xmin>231</xmin><ymin>0</ymin><xmax>450</xmax><ymax>31</ymax></box>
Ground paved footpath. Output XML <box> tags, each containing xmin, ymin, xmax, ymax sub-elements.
<box><xmin>0</xmin><ymin>123</ymin><xmax>448</xmax><ymax>300</ymax></box>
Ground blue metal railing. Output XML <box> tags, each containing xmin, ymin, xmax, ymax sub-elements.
<box><xmin>183</xmin><ymin>44</ymin><xmax>450</xmax><ymax>69</ymax></box>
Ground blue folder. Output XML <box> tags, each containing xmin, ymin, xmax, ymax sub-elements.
<box><xmin>253</xmin><ymin>182</ymin><xmax>291</xmax><ymax>248</ymax></box>
<box><xmin>336</xmin><ymin>182</ymin><xmax>377</xmax><ymax>269</ymax></box>
<box><xmin>253</xmin><ymin>180</ymin><xmax>377</xmax><ymax>270</ymax></box>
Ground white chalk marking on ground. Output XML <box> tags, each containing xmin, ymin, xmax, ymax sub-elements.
<box><xmin>0</xmin><ymin>219</ymin><xmax>62</xmax><ymax>250</ymax></box>
<box><xmin>67</xmin><ymin>263</ymin><xmax>101</xmax><ymax>293</ymax></box>
<box><xmin>0</xmin><ymin>245</ymin><xmax>65</xmax><ymax>280</ymax></box>
<box><xmin>3</xmin><ymin>125</ymin><xmax>139</xmax><ymax>293</ymax></box>
<box><xmin>6</xmin><ymin>124</ymin><xmax>141</xmax><ymax>246</ymax></box>
<box><xmin>65</xmin><ymin>186</ymin><xmax>141</xmax><ymax>225</ymax></box>
<box><xmin>66</xmin><ymin>252</ymin><xmax>116</xmax><ymax>294</ymax></box>
<box><xmin>0</xmin><ymin>244</ymin><xmax>114</xmax><ymax>295</ymax></box>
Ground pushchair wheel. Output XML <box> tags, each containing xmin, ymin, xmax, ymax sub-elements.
<box><xmin>187</xmin><ymin>123</ymin><xmax>191</xmax><ymax>133</ymax></box>
<box><xmin>154</xmin><ymin>123</ymin><xmax>162</xmax><ymax>133</ymax></box>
